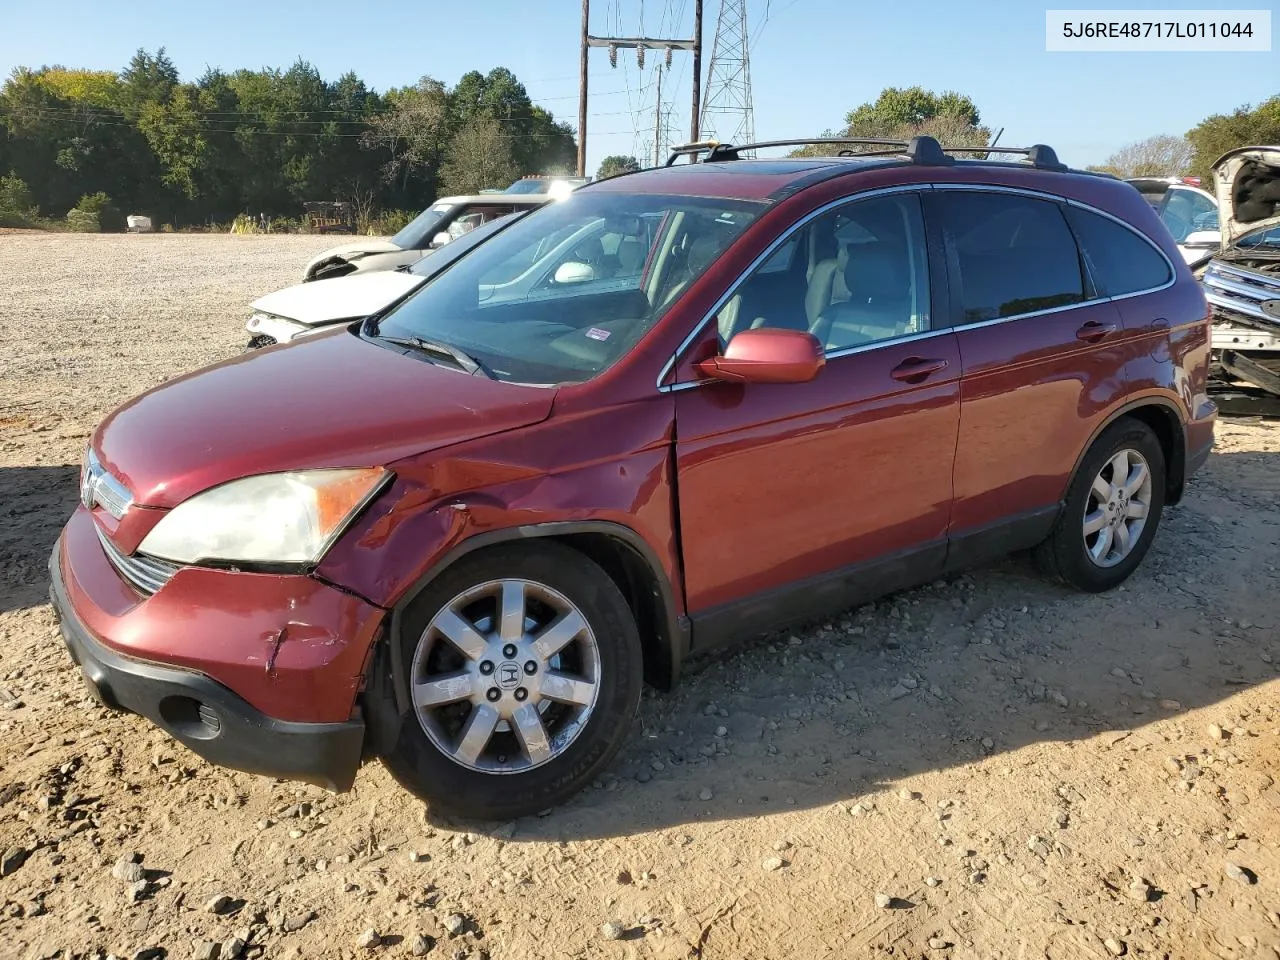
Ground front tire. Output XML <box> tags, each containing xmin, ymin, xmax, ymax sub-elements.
<box><xmin>1034</xmin><ymin>416</ymin><xmax>1167</xmax><ymax>592</ymax></box>
<box><xmin>382</xmin><ymin>542</ymin><xmax>643</xmax><ymax>820</ymax></box>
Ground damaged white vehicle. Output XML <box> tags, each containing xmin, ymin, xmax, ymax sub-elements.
<box><xmin>1126</xmin><ymin>176</ymin><xmax>1221</xmax><ymax>266</ymax></box>
<box><xmin>1201</xmin><ymin>146</ymin><xmax>1280</xmax><ymax>398</ymax></box>
<box><xmin>300</xmin><ymin>194</ymin><xmax>552</xmax><ymax>283</ymax></box>
<box><xmin>247</xmin><ymin>211</ymin><xmax>523</xmax><ymax>348</ymax></box>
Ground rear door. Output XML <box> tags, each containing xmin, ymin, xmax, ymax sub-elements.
<box><xmin>928</xmin><ymin>188</ymin><xmax>1130</xmax><ymax>568</ymax></box>
<box><xmin>671</xmin><ymin>190</ymin><xmax>962</xmax><ymax>647</ymax></box>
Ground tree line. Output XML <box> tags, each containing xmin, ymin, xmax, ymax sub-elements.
<box><xmin>0</xmin><ymin>48</ymin><xmax>578</xmax><ymax>229</ymax></box>
<box><xmin>787</xmin><ymin>84</ymin><xmax>1280</xmax><ymax>185</ymax></box>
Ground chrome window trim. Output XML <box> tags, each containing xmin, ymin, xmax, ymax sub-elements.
<box><xmin>656</xmin><ymin>181</ymin><xmax>1179</xmax><ymax>392</ymax></box>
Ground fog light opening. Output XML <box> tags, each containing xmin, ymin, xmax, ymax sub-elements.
<box><xmin>158</xmin><ymin>696</ymin><xmax>222</xmax><ymax>740</ymax></box>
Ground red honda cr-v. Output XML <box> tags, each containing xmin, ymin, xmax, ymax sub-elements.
<box><xmin>50</xmin><ymin>136</ymin><xmax>1217</xmax><ymax>820</ymax></box>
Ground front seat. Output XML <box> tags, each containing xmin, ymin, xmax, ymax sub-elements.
<box><xmin>804</xmin><ymin>220</ymin><xmax>841</xmax><ymax>326</ymax></box>
<box><xmin>810</xmin><ymin>244</ymin><xmax>913</xmax><ymax>350</ymax></box>
<box><xmin>660</xmin><ymin>234</ymin><xmax>722</xmax><ymax>307</ymax></box>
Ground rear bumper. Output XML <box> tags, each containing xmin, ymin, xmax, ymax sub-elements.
<box><xmin>49</xmin><ymin>535</ymin><xmax>366</xmax><ymax>792</ymax></box>
<box><xmin>1184</xmin><ymin>396</ymin><xmax>1218</xmax><ymax>482</ymax></box>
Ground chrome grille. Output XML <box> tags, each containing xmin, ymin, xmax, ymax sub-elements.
<box><xmin>81</xmin><ymin>449</ymin><xmax>134</xmax><ymax>519</ymax></box>
<box><xmin>95</xmin><ymin>526</ymin><xmax>179</xmax><ymax>596</ymax></box>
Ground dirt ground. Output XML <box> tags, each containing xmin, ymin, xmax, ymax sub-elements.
<box><xmin>2</xmin><ymin>233</ymin><xmax>1279</xmax><ymax>960</ymax></box>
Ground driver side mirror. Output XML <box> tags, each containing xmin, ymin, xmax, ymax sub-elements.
<box><xmin>695</xmin><ymin>327</ymin><xmax>824</xmax><ymax>384</ymax></box>
<box><xmin>431</xmin><ymin>231</ymin><xmax>452</xmax><ymax>248</ymax></box>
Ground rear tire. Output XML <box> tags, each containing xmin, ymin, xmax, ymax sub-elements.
<box><xmin>381</xmin><ymin>542</ymin><xmax>643</xmax><ymax>820</ymax></box>
<box><xmin>1034</xmin><ymin>416</ymin><xmax>1166</xmax><ymax>592</ymax></box>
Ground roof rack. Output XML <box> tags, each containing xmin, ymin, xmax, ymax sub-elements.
<box><xmin>664</xmin><ymin>140</ymin><xmax>724</xmax><ymax>165</ymax></box>
<box><xmin>663</xmin><ymin>136</ymin><xmax>1069</xmax><ymax>172</ymax></box>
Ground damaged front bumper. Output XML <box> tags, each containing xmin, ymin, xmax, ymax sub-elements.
<box><xmin>48</xmin><ymin>508</ymin><xmax>385</xmax><ymax>790</ymax></box>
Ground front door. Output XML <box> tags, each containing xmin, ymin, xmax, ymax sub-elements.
<box><xmin>670</xmin><ymin>190</ymin><xmax>962</xmax><ymax>648</ymax></box>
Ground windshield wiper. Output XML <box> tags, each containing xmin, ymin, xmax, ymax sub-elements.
<box><xmin>376</xmin><ymin>334</ymin><xmax>493</xmax><ymax>379</ymax></box>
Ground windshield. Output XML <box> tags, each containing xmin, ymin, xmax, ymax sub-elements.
<box><xmin>1236</xmin><ymin>224</ymin><xmax>1280</xmax><ymax>252</ymax></box>
<box><xmin>370</xmin><ymin>191</ymin><xmax>764</xmax><ymax>384</ymax></box>
<box><xmin>391</xmin><ymin>203</ymin><xmax>453</xmax><ymax>248</ymax></box>
<box><xmin>505</xmin><ymin>179</ymin><xmax>547</xmax><ymax>194</ymax></box>
<box><xmin>407</xmin><ymin>211</ymin><xmax>526</xmax><ymax>277</ymax></box>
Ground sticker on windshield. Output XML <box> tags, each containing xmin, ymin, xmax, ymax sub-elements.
<box><xmin>586</xmin><ymin>327</ymin><xmax>612</xmax><ymax>341</ymax></box>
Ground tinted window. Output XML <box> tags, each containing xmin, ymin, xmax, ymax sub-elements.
<box><xmin>935</xmin><ymin>192</ymin><xmax>1085</xmax><ymax>323</ymax></box>
<box><xmin>1065</xmin><ymin>206</ymin><xmax>1172</xmax><ymax>296</ymax></box>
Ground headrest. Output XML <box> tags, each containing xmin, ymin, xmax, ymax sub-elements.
<box><xmin>844</xmin><ymin>244</ymin><xmax>909</xmax><ymax>303</ymax></box>
<box><xmin>617</xmin><ymin>236</ymin><xmax>646</xmax><ymax>271</ymax></box>
<box><xmin>686</xmin><ymin>234</ymin><xmax>721</xmax><ymax>273</ymax></box>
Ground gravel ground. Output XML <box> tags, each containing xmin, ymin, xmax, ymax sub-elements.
<box><xmin>2</xmin><ymin>233</ymin><xmax>1280</xmax><ymax>960</ymax></box>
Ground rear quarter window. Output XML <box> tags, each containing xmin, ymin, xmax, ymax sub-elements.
<box><xmin>1064</xmin><ymin>206</ymin><xmax>1172</xmax><ymax>297</ymax></box>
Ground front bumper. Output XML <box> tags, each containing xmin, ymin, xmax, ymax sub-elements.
<box><xmin>49</xmin><ymin>523</ymin><xmax>374</xmax><ymax>792</ymax></box>
<box><xmin>245</xmin><ymin>312</ymin><xmax>313</xmax><ymax>346</ymax></box>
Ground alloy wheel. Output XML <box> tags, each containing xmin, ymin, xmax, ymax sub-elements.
<box><xmin>410</xmin><ymin>579</ymin><xmax>601</xmax><ymax>774</ymax></box>
<box><xmin>1082</xmin><ymin>447</ymin><xmax>1153</xmax><ymax>568</ymax></box>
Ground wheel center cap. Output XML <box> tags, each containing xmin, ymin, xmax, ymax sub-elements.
<box><xmin>496</xmin><ymin>661</ymin><xmax>523</xmax><ymax>690</ymax></box>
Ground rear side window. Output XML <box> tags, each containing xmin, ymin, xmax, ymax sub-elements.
<box><xmin>934</xmin><ymin>192</ymin><xmax>1085</xmax><ymax>323</ymax></box>
<box><xmin>1064</xmin><ymin>205</ymin><xmax>1172</xmax><ymax>297</ymax></box>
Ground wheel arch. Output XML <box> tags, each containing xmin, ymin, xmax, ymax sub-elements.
<box><xmin>1068</xmin><ymin>396</ymin><xmax>1187</xmax><ymax>505</ymax></box>
<box><xmin>376</xmin><ymin>522</ymin><xmax>688</xmax><ymax>736</ymax></box>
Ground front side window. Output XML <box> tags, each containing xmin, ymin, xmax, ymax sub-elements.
<box><xmin>1064</xmin><ymin>205</ymin><xmax>1172</xmax><ymax>296</ymax></box>
<box><xmin>714</xmin><ymin>192</ymin><xmax>931</xmax><ymax>353</ymax></box>
<box><xmin>934</xmin><ymin>192</ymin><xmax>1085</xmax><ymax>323</ymax></box>
<box><xmin>370</xmin><ymin>192</ymin><xmax>763</xmax><ymax>384</ymax></box>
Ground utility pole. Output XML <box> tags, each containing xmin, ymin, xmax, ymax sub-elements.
<box><xmin>691</xmin><ymin>0</ymin><xmax>703</xmax><ymax>142</ymax></box>
<box><xmin>579</xmin><ymin>0</ymin><xmax>703</xmax><ymax>171</ymax></box>
<box><xmin>577</xmin><ymin>0</ymin><xmax>590</xmax><ymax>177</ymax></box>
<box><xmin>653</xmin><ymin>64</ymin><xmax>663</xmax><ymax>167</ymax></box>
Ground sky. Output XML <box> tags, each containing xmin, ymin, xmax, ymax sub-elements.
<box><xmin>2</xmin><ymin>0</ymin><xmax>1276</xmax><ymax>177</ymax></box>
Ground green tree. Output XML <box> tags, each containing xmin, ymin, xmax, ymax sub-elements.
<box><xmin>1186</xmin><ymin>95</ymin><xmax>1280</xmax><ymax>181</ymax></box>
<box><xmin>596</xmin><ymin>155</ymin><xmax>641</xmax><ymax>179</ymax></box>
<box><xmin>845</xmin><ymin>86</ymin><xmax>982</xmax><ymax>133</ymax></box>
<box><xmin>791</xmin><ymin>86</ymin><xmax>990</xmax><ymax>158</ymax></box>
<box><xmin>439</xmin><ymin>114</ymin><xmax>518</xmax><ymax>195</ymax></box>
<box><xmin>1086</xmin><ymin>134</ymin><xmax>1194</xmax><ymax>179</ymax></box>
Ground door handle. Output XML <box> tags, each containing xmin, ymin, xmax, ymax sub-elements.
<box><xmin>890</xmin><ymin>357</ymin><xmax>949</xmax><ymax>382</ymax></box>
<box><xmin>1075</xmin><ymin>321</ymin><xmax>1118</xmax><ymax>342</ymax></box>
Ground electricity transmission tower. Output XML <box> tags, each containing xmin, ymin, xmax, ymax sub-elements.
<box><xmin>698</xmin><ymin>0</ymin><xmax>755</xmax><ymax>148</ymax></box>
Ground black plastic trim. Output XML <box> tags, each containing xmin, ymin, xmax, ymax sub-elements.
<box><xmin>944</xmin><ymin>505</ymin><xmax>1062</xmax><ymax>573</ymax></box>
<box><xmin>48</xmin><ymin>539</ymin><xmax>365</xmax><ymax>792</ymax></box>
<box><xmin>688</xmin><ymin>541</ymin><xmax>948</xmax><ymax>654</ymax></box>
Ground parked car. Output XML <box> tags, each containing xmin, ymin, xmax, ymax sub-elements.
<box><xmin>1199</xmin><ymin>146</ymin><xmax>1280</xmax><ymax>397</ymax></box>
<box><xmin>245</xmin><ymin>212</ymin><xmax>527</xmax><ymax>349</ymax></box>
<box><xmin>300</xmin><ymin>194</ymin><xmax>552</xmax><ymax>282</ymax></box>
<box><xmin>505</xmin><ymin>174</ymin><xmax>592</xmax><ymax>198</ymax></box>
<box><xmin>51</xmin><ymin>135</ymin><xmax>1217</xmax><ymax>821</ymax></box>
<box><xmin>1126</xmin><ymin>176</ymin><xmax>1221</xmax><ymax>266</ymax></box>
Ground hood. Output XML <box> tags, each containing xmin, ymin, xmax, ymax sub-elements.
<box><xmin>252</xmin><ymin>270</ymin><xmax>426</xmax><ymax>326</ymax></box>
<box><xmin>306</xmin><ymin>238</ymin><xmax>404</xmax><ymax>266</ymax></box>
<box><xmin>1211</xmin><ymin>146</ymin><xmax>1280</xmax><ymax>249</ymax></box>
<box><xmin>93</xmin><ymin>329</ymin><xmax>555</xmax><ymax>509</ymax></box>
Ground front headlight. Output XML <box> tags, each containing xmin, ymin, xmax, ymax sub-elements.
<box><xmin>138</xmin><ymin>468</ymin><xmax>389</xmax><ymax>566</ymax></box>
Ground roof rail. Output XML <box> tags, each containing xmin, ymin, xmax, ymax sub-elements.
<box><xmin>665</xmin><ymin>135</ymin><xmax>1070</xmax><ymax>171</ymax></box>
<box><xmin>664</xmin><ymin>140</ymin><xmax>723</xmax><ymax>165</ymax></box>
